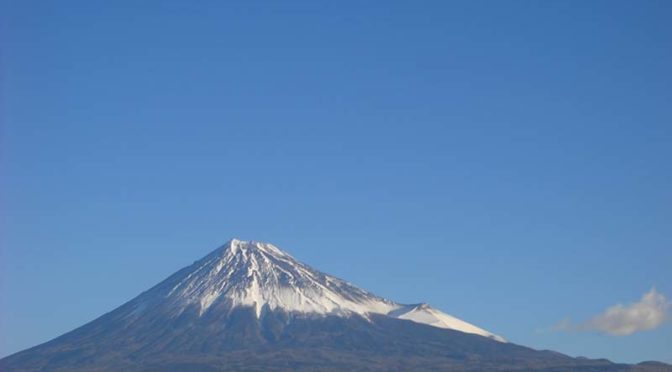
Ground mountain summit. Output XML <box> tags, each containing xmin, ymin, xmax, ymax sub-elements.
<box><xmin>1</xmin><ymin>239</ymin><xmax>667</xmax><ymax>371</ymax></box>
<box><xmin>162</xmin><ymin>239</ymin><xmax>400</xmax><ymax>319</ymax></box>
<box><xmin>149</xmin><ymin>238</ymin><xmax>504</xmax><ymax>341</ymax></box>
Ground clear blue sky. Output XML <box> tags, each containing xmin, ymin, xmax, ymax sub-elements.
<box><xmin>1</xmin><ymin>0</ymin><xmax>671</xmax><ymax>364</ymax></box>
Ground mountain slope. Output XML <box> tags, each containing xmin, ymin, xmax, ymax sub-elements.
<box><xmin>388</xmin><ymin>303</ymin><xmax>505</xmax><ymax>342</ymax></box>
<box><xmin>111</xmin><ymin>239</ymin><xmax>504</xmax><ymax>341</ymax></box>
<box><xmin>1</xmin><ymin>239</ymin><xmax>669</xmax><ymax>371</ymax></box>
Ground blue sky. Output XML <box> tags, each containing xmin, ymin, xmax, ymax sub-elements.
<box><xmin>1</xmin><ymin>0</ymin><xmax>671</xmax><ymax>363</ymax></box>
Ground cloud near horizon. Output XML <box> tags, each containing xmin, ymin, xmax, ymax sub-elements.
<box><xmin>556</xmin><ymin>288</ymin><xmax>670</xmax><ymax>336</ymax></box>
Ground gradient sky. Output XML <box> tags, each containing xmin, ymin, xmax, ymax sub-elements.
<box><xmin>1</xmin><ymin>0</ymin><xmax>671</xmax><ymax>364</ymax></box>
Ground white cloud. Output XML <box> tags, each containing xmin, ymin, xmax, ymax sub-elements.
<box><xmin>557</xmin><ymin>288</ymin><xmax>670</xmax><ymax>336</ymax></box>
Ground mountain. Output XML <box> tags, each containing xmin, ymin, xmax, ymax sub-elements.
<box><xmin>1</xmin><ymin>239</ymin><xmax>669</xmax><ymax>371</ymax></box>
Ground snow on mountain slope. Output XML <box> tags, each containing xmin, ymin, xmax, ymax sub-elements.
<box><xmin>133</xmin><ymin>239</ymin><xmax>505</xmax><ymax>342</ymax></box>
<box><xmin>159</xmin><ymin>238</ymin><xmax>397</xmax><ymax>317</ymax></box>
<box><xmin>388</xmin><ymin>303</ymin><xmax>506</xmax><ymax>342</ymax></box>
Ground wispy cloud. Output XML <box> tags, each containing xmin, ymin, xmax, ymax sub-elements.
<box><xmin>556</xmin><ymin>288</ymin><xmax>670</xmax><ymax>336</ymax></box>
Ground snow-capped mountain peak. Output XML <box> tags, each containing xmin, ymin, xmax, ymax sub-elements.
<box><xmin>160</xmin><ymin>239</ymin><xmax>397</xmax><ymax>318</ymax></box>
<box><xmin>389</xmin><ymin>303</ymin><xmax>506</xmax><ymax>342</ymax></box>
<box><xmin>8</xmin><ymin>238</ymin><xmax>661</xmax><ymax>372</ymax></box>
<box><xmin>134</xmin><ymin>239</ymin><xmax>504</xmax><ymax>342</ymax></box>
